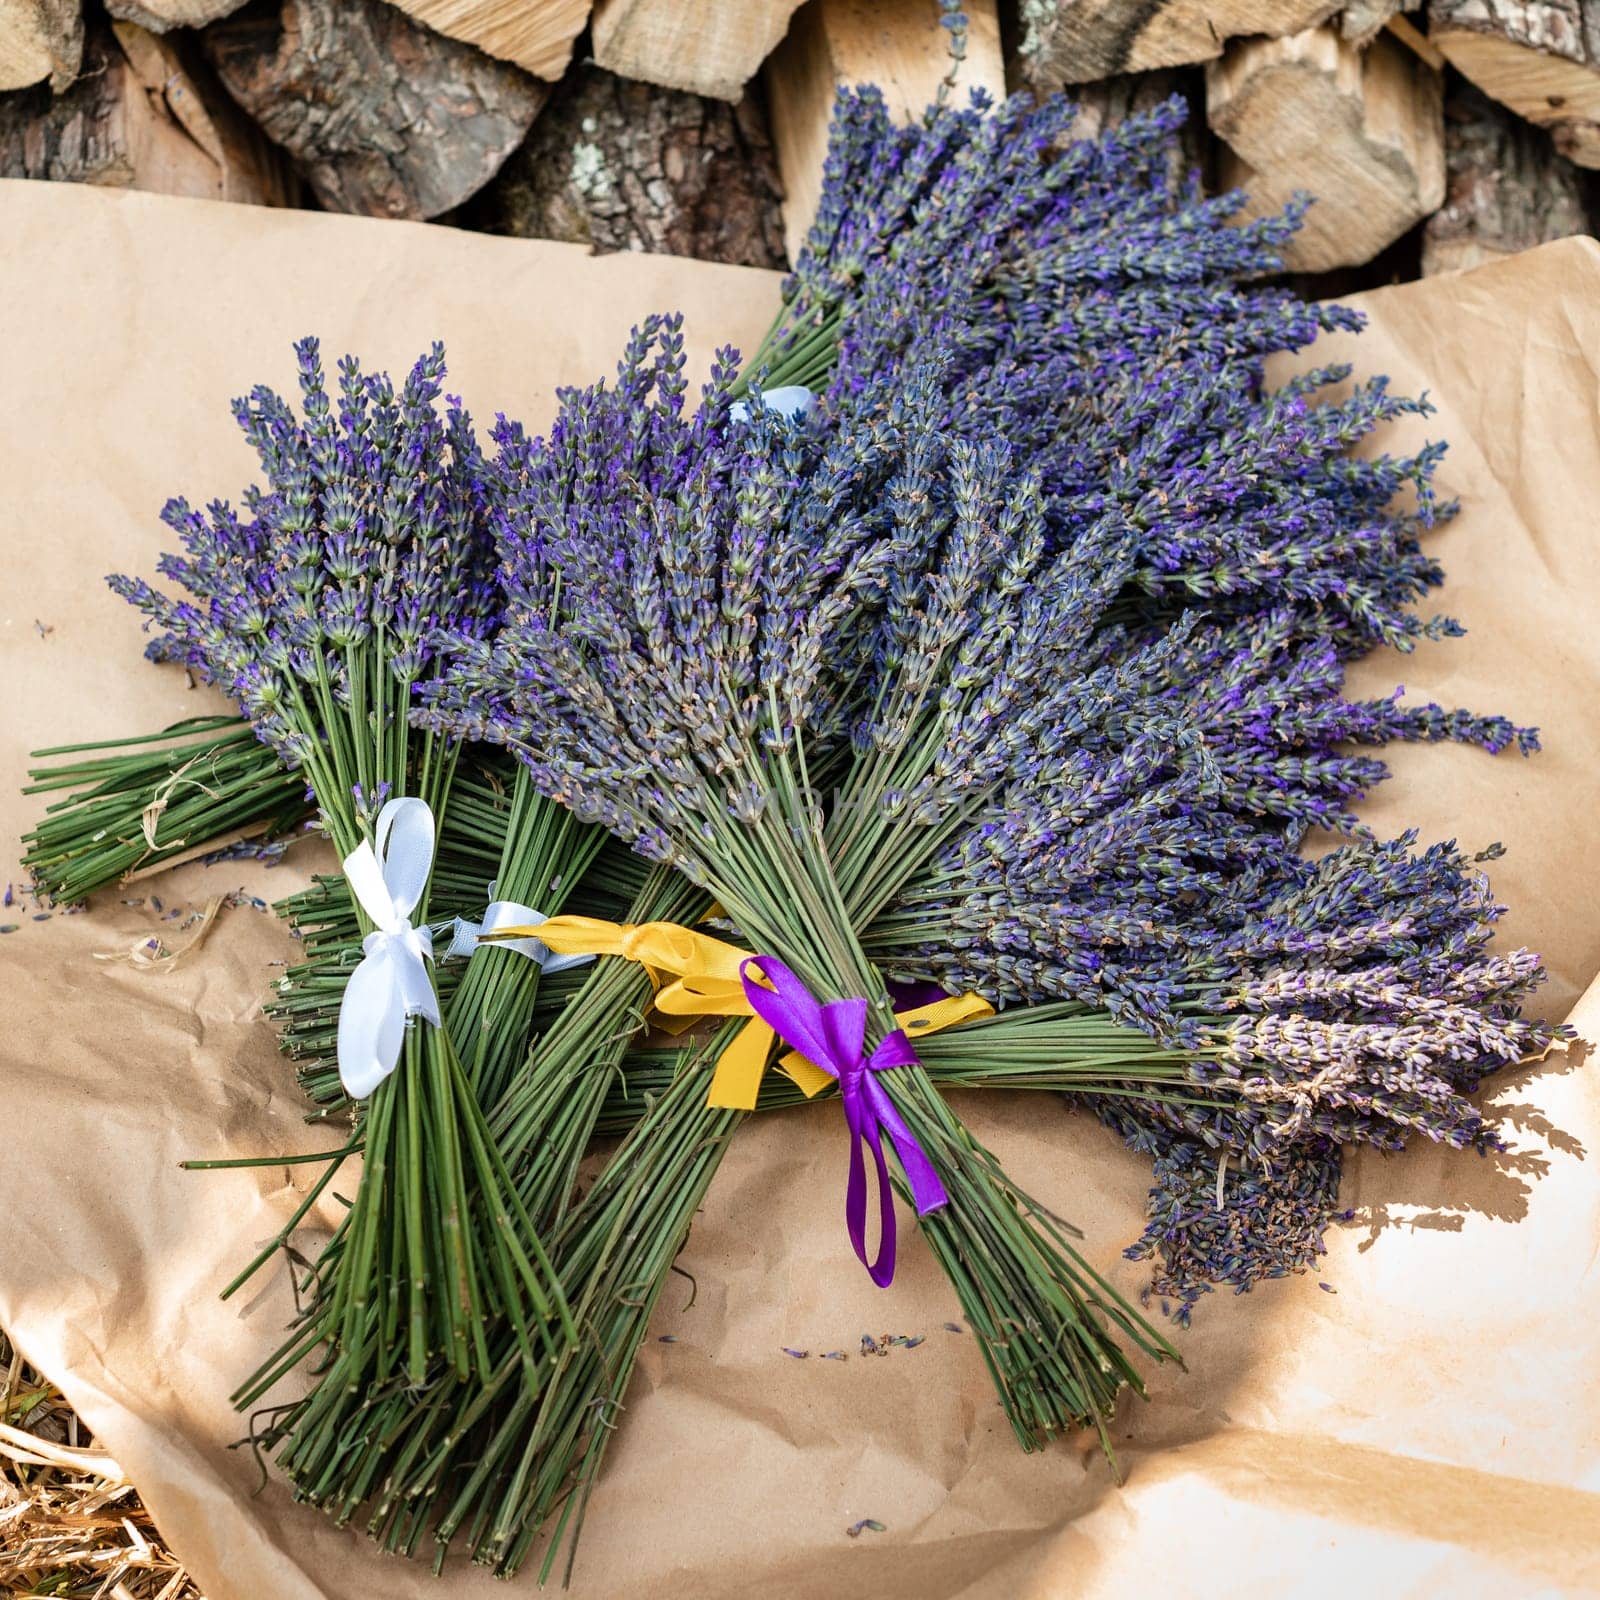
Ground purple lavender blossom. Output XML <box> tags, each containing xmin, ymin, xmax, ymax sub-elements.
<box><xmin>775</xmin><ymin>87</ymin><xmax>1474</xmax><ymax>660</ymax></box>
<box><xmin>108</xmin><ymin>339</ymin><xmax>501</xmax><ymax>771</ymax></box>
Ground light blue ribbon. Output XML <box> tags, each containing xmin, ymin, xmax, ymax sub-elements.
<box><xmin>447</xmin><ymin>895</ymin><xmax>594</xmax><ymax>974</ymax></box>
<box><xmin>730</xmin><ymin>385</ymin><xmax>816</xmax><ymax>425</ymax></box>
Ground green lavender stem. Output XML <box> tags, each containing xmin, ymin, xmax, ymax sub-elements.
<box><xmin>22</xmin><ymin>716</ymin><xmax>309</xmax><ymax>902</ymax></box>
<box><xmin>596</xmin><ymin>1002</ymin><xmax>1215</xmax><ymax>1134</ymax></box>
<box><xmin>274</xmin><ymin>864</ymin><xmax>711</xmax><ymax>1558</ymax></box>
<box><xmin>228</xmin><ymin>658</ymin><xmax>576</xmax><ymax>1506</ymax></box>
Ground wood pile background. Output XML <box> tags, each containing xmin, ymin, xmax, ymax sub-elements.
<box><xmin>1</xmin><ymin>0</ymin><xmax>1597</xmax><ymax>312</ymax></box>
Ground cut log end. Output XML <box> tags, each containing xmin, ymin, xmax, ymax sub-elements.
<box><xmin>1430</xmin><ymin>0</ymin><xmax>1600</xmax><ymax>169</ymax></box>
<box><xmin>1020</xmin><ymin>0</ymin><xmax>1340</xmax><ymax>88</ymax></box>
<box><xmin>1206</xmin><ymin>24</ymin><xmax>1444</xmax><ymax>273</ymax></box>
<box><xmin>0</xmin><ymin>0</ymin><xmax>84</xmax><ymax>93</ymax></box>
<box><xmin>1340</xmin><ymin>0</ymin><xmax>1420</xmax><ymax>46</ymax></box>
<box><xmin>458</xmin><ymin>66</ymin><xmax>788</xmax><ymax>270</ymax></box>
<box><xmin>382</xmin><ymin>0</ymin><xmax>591</xmax><ymax>81</ymax></box>
<box><xmin>0</xmin><ymin>18</ymin><xmax>293</xmax><ymax>204</ymax></box>
<box><xmin>105</xmin><ymin>0</ymin><xmax>250</xmax><ymax>31</ymax></box>
<box><xmin>592</xmin><ymin>0</ymin><xmax>806</xmax><ymax>102</ymax></box>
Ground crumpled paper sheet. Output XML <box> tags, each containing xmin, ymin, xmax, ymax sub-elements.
<box><xmin>1</xmin><ymin>177</ymin><xmax>1597</xmax><ymax>1599</ymax></box>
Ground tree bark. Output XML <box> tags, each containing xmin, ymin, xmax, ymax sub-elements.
<box><xmin>457</xmin><ymin>64</ymin><xmax>787</xmax><ymax>268</ymax></box>
<box><xmin>382</xmin><ymin>0</ymin><xmax>589</xmax><ymax>80</ymax></box>
<box><xmin>1206</xmin><ymin>23</ymin><xmax>1445</xmax><ymax>271</ymax></box>
<box><xmin>0</xmin><ymin>17</ymin><xmax>293</xmax><ymax>203</ymax></box>
<box><xmin>1429</xmin><ymin>0</ymin><xmax>1600</xmax><ymax>166</ymax></box>
<box><xmin>1422</xmin><ymin>76</ymin><xmax>1595</xmax><ymax>271</ymax></box>
<box><xmin>0</xmin><ymin>0</ymin><xmax>82</xmax><ymax>93</ymax></box>
<box><xmin>1018</xmin><ymin>0</ymin><xmax>1341</xmax><ymax>87</ymax></box>
<box><xmin>202</xmin><ymin>0</ymin><xmax>546</xmax><ymax>219</ymax></box>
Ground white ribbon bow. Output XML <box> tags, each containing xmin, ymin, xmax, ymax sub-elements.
<box><xmin>336</xmin><ymin>797</ymin><xmax>441</xmax><ymax>1100</ymax></box>
<box><xmin>730</xmin><ymin>385</ymin><xmax>816</xmax><ymax>425</ymax></box>
<box><xmin>446</xmin><ymin>898</ymin><xmax>594</xmax><ymax>974</ymax></box>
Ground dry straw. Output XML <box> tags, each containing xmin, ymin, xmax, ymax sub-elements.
<box><xmin>0</xmin><ymin>1328</ymin><xmax>204</xmax><ymax>1600</ymax></box>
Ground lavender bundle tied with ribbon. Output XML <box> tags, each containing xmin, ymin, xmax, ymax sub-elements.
<box><xmin>114</xmin><ymin>339</ymin><xmax>575</xmax><ymax>1538</ymax></box>
<box><xmin>418</xmin><ymin>323</ymin><xmax>1184</xmax><ymax>1512</ymax></box>
<box><xmin>740</xmin><ymin>956</ymin><xmax>945</xmax><ymax>1286</ymax></box>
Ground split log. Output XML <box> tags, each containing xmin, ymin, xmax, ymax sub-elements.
<box><xmin>0</xmin><ymin>0</ymin><xmax>82</xmax><ymax>93</ymax></box>
<box><xmin>766</xmin><ymin>0</ymin><xmax>1006</xmax><ymax>263</ymax></box>
<box><xmin>382</xmin><ymin>0</ymin><xmax>589</xmax><ymax>80</ymax></box>
<box><xmin>1206</xmin><ymin>24</ymin><xmax>1445</xmax><ymax>271</ymax></box>
<box><xmin>1385</xmin><ymin>11</ymin><xmax>1448</xmax><ymax>68</ymax></box>
<box><xmin>1429</xmin><ymin>0</ymin><xmax>1600</xmax><ymax>167</ymax></box>
<box><xmin>591</xmin><ymin>0</ymin><xmax>805</xmax><ymax>102</ymax></box>
<box><xmin>1340</xmin><ymin>0</ymin><xmax>1420</xmax><ymax>44</ymax></box>
<box><xmin>203</xmin><ymin>0</ymin><xmax>546</xmax><ymax>219</ymax></box>
<box><xmin>112</xmin><ymin>20</ymin><xmax>297</xmax><ymax>203</ymax></box>
<box><xmin>104</xmin><ymin>0</ymin><xmax>249</xmax><ymax>30</ymax></box>
<box><xmin>1422</xmin><ymin>78</ymin><xmax>1594</xmax><ymax>272</ymax></box>
<box><xmin>459</xmin><ymin>64</ymin><xmax>787</xmax><ymax>267</ymax></box>
<box><xmin>0</xmin><ymin>18</ymin><xmax>293</xmax><ymax>204</ymax></box>
<box><xmin>1018</xmin><ymin>0</ymin><xmax>1340</xmax><ymax>88</ymax></box>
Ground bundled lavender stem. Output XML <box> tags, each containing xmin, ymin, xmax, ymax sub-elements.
<box><xmin>22</xmin><ymin>716</ymin><xmax>310</xmax><ymax>904</ymax></box>
<box><xmin>110</xmin><ymin>339</ymin><xmax>576</xmax><ymax>1511</ymax></box>
<box><xmin>404</xmin><ymin>330</ymin><xmax>1191</xmax><ymax>1573</ymax></box>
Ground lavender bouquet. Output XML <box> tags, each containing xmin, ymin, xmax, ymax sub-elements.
<box><xmin>369</xmin><ymin>276</ymin><xmax>1559</xmax><ymax>1575</ymax></box>
<box><xmin>208</xmin><ymin>334</ymin><xmax>1186</xmax><ymax>1576</ymax></box>
<box><xmin>109</xmin><ymin>340</ymin><xmax>580</xmax><ymax>1502</ymax></box>
<box><xmin>45</xmin><ymin>42</ymin><xmax>1562</xmax><ymax>1578</ymax></box>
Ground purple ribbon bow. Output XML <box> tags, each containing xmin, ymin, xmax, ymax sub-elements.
<box><xmin>739</xmin><ymin>956</ymin><xmax>949</xmax><ymax>1287</ymax></box>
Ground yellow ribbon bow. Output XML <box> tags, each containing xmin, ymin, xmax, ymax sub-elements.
<box><xmin>481</xmin><ymin>914</ymin><xmax>993</xmax><ymax>1110</ymax></box>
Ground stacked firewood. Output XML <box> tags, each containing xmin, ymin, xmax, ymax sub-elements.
<box><xmin>1019</xmin><ymin>0</ymin><xmax>1600</xmax><ymax>278</ymax></box>
<box><xmin>1</xmin><ymin>0</ymin><xmax>1595</xmax><ymax>283</ymax></box>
